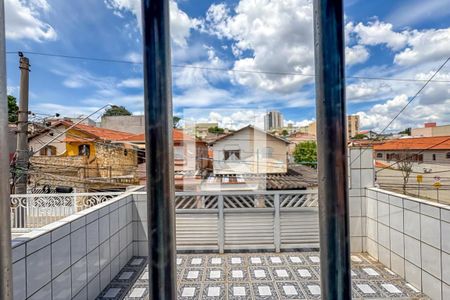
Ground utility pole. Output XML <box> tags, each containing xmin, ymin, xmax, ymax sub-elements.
<box><xmin>14</xmin><ymin>53</ymin><xmax>30</xmax><ymax>196</ymax></box>
<box><xmin>0</xmin><ymin>0</ymin><xmax>14</xmax><ymax>297</ymax></box>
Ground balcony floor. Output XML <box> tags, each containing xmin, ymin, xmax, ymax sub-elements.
<box><xmin>97</xmin><ymin>252</ymin><xmax>428</xmax><ymax>299</ymax></box>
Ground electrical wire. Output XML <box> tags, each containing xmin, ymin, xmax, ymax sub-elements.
<box><xmin>6</xmin><ymin>50</ymin><xmax>450</xmax><ymax>83</ymax></box>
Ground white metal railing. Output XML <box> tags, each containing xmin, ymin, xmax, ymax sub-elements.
<box><xmin>10</xmin><ymin>192</ymin><xmax>122</xmax><ymax>228</ymax></box>
<box><xmin>173</xmin><ymin>189</ymin><xmax>319</xmax><ymax>252</ymax></box>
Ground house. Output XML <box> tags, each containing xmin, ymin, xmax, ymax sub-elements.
<box><xmin>27</xmin><ymin>120</ymin><xmax>139</xmax><ymax>191</ymax></box>
<box><xmin>411</xmin><ymin>122</ymin><xmax>450</xmax><ymax>137</ymax></box>
<box><xmin>209</xmin><ymin>125</ymin><xmax>290</xmax><ymax>175</ymax></box>
<box><xmin>373</xmin><ymin>136</ymin><xmax>450</xmax><ymax>165</ymax></box>
<box><xmin>119</xmin><ymin>128</ymin><xmax>209</xmax><ymax>174</ymax></box>
<box><xmin>286</xmin><ymin>131</ymin><xmax>316</xmax><ymax>154</ymax></box>
<box><xmin>357</xmin><ymin>130</ymin><xmax>378</xmax><ymax>139</ymax></box>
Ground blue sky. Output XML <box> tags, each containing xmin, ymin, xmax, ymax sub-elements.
<box><xmin>4</xmin><ymin>0</ymin><xmax>450</xmax><ymax>131</ymax></box>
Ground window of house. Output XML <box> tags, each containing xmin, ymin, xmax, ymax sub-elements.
<box><xmin>376</xmin><ymin>153</ymin><xmax>382</xmax><ymax>158</ymax></box>
<box><xmin>78</xmin><ymin>144</ymin><xmax>91</xmax><ymax>156</ymax></box>
<box><xmin>124</xmin><ymin>149</ymin><xmax>128</xmax><ymax>156</ymax></box>
<box><xmin>261</xmin><ymin>147</ymin><xmax>273</xmax><ymax>158</ymax></box>
<box><xmin>174</xmin><ymin>146</ymin><xmax>185</xmax><ymax>160</ymax></box>
<box><xmin>39</xmin><ymin>145</ymin><xmax>57</xmax><ymax>156</ymax></box>
<box><xmin>446</xmin><ymin>152</ymin><xmax>450</xmax><ymax>159</ymax></box>
<box><xmin>224</xmin><ymin>150</ymin><xmax>240</xmax><ymax>161</ymax></box>
<box><xmin>419</xmin><ymin>154</ymin><xmax>424</xmax><ymax>162</ymax></box>
<box><xmin>432</xmin><ymin>154</ymin><xmax>436</xmax><ymax>161</ymax></box>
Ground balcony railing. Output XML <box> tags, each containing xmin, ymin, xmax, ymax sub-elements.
<box><xmin>10</xmin><ymin>192</ymin><xmax>122</xmax><ymax>228</ymax></box>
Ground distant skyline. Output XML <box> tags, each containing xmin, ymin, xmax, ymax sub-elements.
<box><xmin>4</xmin><ymin>0</ymin><xmax>450</xmax><ymax>132</ymax></box>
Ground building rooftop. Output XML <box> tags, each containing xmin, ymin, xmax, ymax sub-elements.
<box><xmin>98</xmin><ymin>252</ymin><xmax>427</xmax><ymax>299</ymax></box>
<box><xmin>373</xmin><ymin>136</ymin><xmax>450</xmax><ymax>151</ymax></box>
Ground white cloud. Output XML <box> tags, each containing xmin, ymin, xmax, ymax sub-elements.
<box><xmin>118</xmin><ymin>78</ymin><xmax>143</xmax><ymax>88</ymax></box>
<box><xmin>284</xmin><ymin>119</ymin><xmax>314</xmax><ymax>128</ymax></box>
<box><xmin>346</xmin><ymin>45</ymin><xmax>369</xmax><ymax>66</ymax></box>
<box><xmin>5</xmin><ymin>0</ymin><xmax>57</xmax><ymax>42</ymax></box>
<box><xmin>352</xmin><ymin>20</ymin><xmax>409</xmax><ymax>51</ymax></box>
<box><xmin>105</xmin><ymin>0</ymin><xmax>199</xmax><ymax>47</ymax></box>
<box><xmin>394</xmin><ymin>28</ymin><xmax>450</xmax><ymax>66</ymax></box>
<box><xmin>204</xmin><ymin>0</ymin><xmax>315</xmax><ymax>93</ymax></box>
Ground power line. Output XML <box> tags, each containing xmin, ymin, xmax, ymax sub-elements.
<box><xmin>350</xmin><ymin>56</ymin><xmax>450</xmax><ymax>165</ymax></box>
<box><xmin>6</xmin><ymin>50</ymin><xmax>450</xmax><ymax>83</ymax></box>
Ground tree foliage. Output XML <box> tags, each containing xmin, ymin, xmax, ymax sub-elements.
<box><xmin>173</xmin><ymin>116</ymin><xmax>181</xmax><ymax>128</ymax></box>
<box><xmin>8</xmin><ymin>95</ymin><xmax>19</xmax><ymax>123</ymax></box>
<box><xmin>352</xmin><ymin>133</ymin><xmax>367</xmax><ymax>140</ymax></box>
<box><xmin>281</xmin><ymin>129</ymin><xmax>289</xmax><ymax>136</ymax></box>
<box><xmin>102</xmin><ymin>105</ymin><xmax>131</xmax><ymax>117</ymax></box>
<box><xmin>293</xmin><ymin>141</ymin><xmax>317</xmax><ymax>167</ymax></box>
<box><xmin>398</xmin><ymin>128</ymin><xmax>411</xmax><ymax>135</ymax></box>
<box><xmin>208</xmin><ymin>126</ymin><xmax>225</xmax><ymax>134</ymax></box>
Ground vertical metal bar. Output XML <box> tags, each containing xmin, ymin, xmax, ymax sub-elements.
<box><xmin>313</xmin><ymin>0</ymin><xmax>351</xmax><ymax>299</ymax></box>
<box><xmin>274</xmin><ymin>193</ymin><xmax>281</xmax><ymax>252</ymax></box>
<box><xmin>0</xmin><ymin>0</ymin><xmax>13</xmax><ymax>298</ymax></box>
<box><xmin>218</xmin><ymin>195</ymin><xmax>224</xmax><ymax>253</ymax></box>
<box><xmin>141</xmin><ymin>0</ymin><xmax>176</xmax><ymax>299</ymax></box>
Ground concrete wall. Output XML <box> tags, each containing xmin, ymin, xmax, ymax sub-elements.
<box><xmin>100</xmin><ymin>116</ymin><xmax>145</xmax><ymax>134</ymax></box>
<box><xmin>365</xmin><ymin>188</ymin><xmax>450</xmax><ymax>300</ymax></box>
<box><xmin>376</xmin><ymin>150</ymin><xmax>450</xmax><ymax>165</ymax></box>
<box><xmin>11</xmin><ymin>191</ymin><xmax>136</xmax><ymax>300</ymax></box>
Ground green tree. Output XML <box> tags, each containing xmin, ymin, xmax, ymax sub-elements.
<box><xmin>398</xmin><ymin>128</ymin><xmax>411</xmax><ymax>135</ymax></box>
<box><xmin>173</xmin><ymin>116</ymin><xmax>181</xmax><ymax>128</ymax></box>
<box><xmin>293</xmin><ymin>141</ymin><xmax>317</xmax><ymax>167</ymax></box>
<box><xmin>352</xmin><ymin>133</ymin><xmax>367</xmax><ymax>140</ymax></box>
<box><xmin>8</xmin><ymin>95</ymin><xmax>19</xmax><ymax>123</ymax></box>
<box><xmin>281</xmin><ymin>129</ymin><xmax>289</xmax><ymax>137</ymax></box>
<box><xmin>208</xmin><ymin>126</ymin><xmax>225</xmax><ymax>134</ymax></box>
<box><xmin>102</xmin><ymin>105</ymin><xmax>131</xmax><ymax>117</ymax></box>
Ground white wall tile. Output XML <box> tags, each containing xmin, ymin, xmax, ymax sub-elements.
<box><xmin>52</xmin><ymin>223</ymin><xmax>70</xmax><ymax>242</ymax></box>
<box><xmin>111</xmin><ymin>256</ymin><xmax>120</xmax><ymax>279</ymax></box>
<box><xmin>366</xmin><ymin>238</ymin><xmax>378</xmax><ymax>259</ymax></box>
<box><xmin>360</xmin><ymin>169</ymin><xmax>374</xmax><ymax>188</ymax></box>
<box><xmin>350</xmin><ymin>169</ymin><xmax>361</xmax><ymax>190</ymax></box>
<box><xmin>442</xmin><ymin>209</ymin><xmax>450</xmax><ymax>223</ymax></box>
<box><xmin>99</xmin><ymin>240</ymin><xmax>110</xmax><ymax>270</ymax></box>
<box><xmin>378</xmin><ymin>223</ymin><xmax>390</xmax><ymax>248</ymax></box>
<box><xmin>349</xmin><ymin>197</ymin><xmax>362</xmax><ymax>217</ymax></box>
<box><xmin>443</xmin><ymin>283</ymin><xmax>450</xmax><ymax>300</ymax></box>
<box><xmin>88</xmin><ymin>275</ymin><xmax>100</xmax><ymax>300</ymax></box>
<box><xmin>378</xmin><ymin>192</ymin><xmax>389</xmax><ymax>203</ymax></box>
<box><xmin>119</xmin><ymin>227</ymin><xmax>127</xmax><ymax>252</ymax></box>
<box><xmin>378</xmin><ymin>201</ymin><xmax>390</xmax><ymax>226</ymax></box>
<box><xmin>72</xmin><ymin>286</ymin><xmax>87</xmax><ymax>300</ymax></box>
<box><xmin>98</xmin><ymin>215</ymin><xmax>110</xmax><ymax>244</ymax></box>
<box><xmin>421</xmin><ymin>204</ymin><xmax>440</xmax><ymax>219</ymax></box>
<box><xmin>71</xmin><ymin>227</ymin><xmax>87</xmax><ymax>264</ymax></box>
<box><xmin>404</xmin><ymin>235</ymin><xmax>421</xmax><ymax>267</ymax></box>
<box><xmin>390</xmin><ymin>252</ymin><xmax>405</xmax><ymax>277</ymax></box>
<box><xmin>442</xmin><ymin>251</ymin><xmax>450</xmax><ymax>285</ymax></box>
<box><xmin>13</xmin><ymin>259</ymin><xmax>26</xmax><ymax>300</ymax></box>
<box><xmin>100</xmin><ymin>264</ymin><xmax>111</xmax><ymax>291</ymax></box>
<box><xmin>12</xmin><ymin>244</ymin><xmax>25</xmax><ymax>263</ymax></box>
<box><xmin>361</xmin><ymin>149</ymin><xmax>373</xmax><ymax>169</ymax></box>
<box><xmin>379</xmin><ymin>245</ymin><xmax>391</xmax><ymax>268</ymax></box>
<box><xmin>86</xmin><ymin>220</ymin><xmax>99</xmax><ymax>253</ymax></box>
<box><xmin>350</xmin><ymin>237</ymin><xmax>362</xmax><ymax>252</ymax></box>
<box><xmin>390</xmin><ymin>205</ymin><xmax>404</xmax><ymax>232</ymax></box>
<box><xmin>87</xmin><ymin>248</ymin><xmax>100</xmax><ymax>282</ymax></box>
<box><xmin>421</xmin><ymin>243</ymin><xmax>441</xmax><ymax>279</ymax></box>
<box><xmin>71</xmin><ymin>257</ymin><xmax>87</xmax><ymax>296</ymax></box>
<box><xmin>390</xmin><ymin>229</ymin><xmax>404</xmax><ymax>257</ymax></box>
<box><xmin>367</xmin><ymin>189</ymin><xmax>377</xmax><ymax>199</ymax></box>
<box><xmin>421</xmin><ymin>215</ymin><xmax>441</xmax><ymax>249</ymax></box>
<box><xmin>26</xmin><ymin>245</ymin><xmax>51</xmax><ymax>297</ymax></box>
<box><xmin>389</xmin><ymin>195</ymin><xmax>403</xmax><ymax>208</ymax></box>
<box><xmin>110</xmin><ymin>209</ymin><xmax>119</xmax><ymax>235</ymax></box>
<box><xmin>86</xmin><ymin>210</ymin><xmax>99</xmax><ymax>224</ymax></box>
<box><xmin>367</xmin><ymin>198</ymin><xmax>378</xmax><ymax>219</ymax></box>
<box><xmin>404</xmin><ymin>199</ymin><xmax>420</xmax><ymax>212</ymax></box>
<box><xmin>442</xmin><ymin>221</ymin><xmax>450</xmax><ymax>254</ymax></box>
<box><xmin>405</xmin><ymin>260</ymin><xmax>421</xmax><ymax>290</ymax></box>
<box><xmin>52</xmin><ymin>268</ymin><xmax>71</xmax><ymax>300</ymax></box>
<box><xmin>119</xmin><ymin>206</ymin><xmax>127</xmax><ymax>229</ymax></box>
<box><xmin>71</xmin><ymin>216</ymin><xmax>86</xmax><ymax>232</ymax></box>
<box><xmin>27</xmin><ymin>232</ymin><xmax>51</xmax><ymax>255</ymax></box>
<box><xmin>110</xmin><ymin>232</ymin><xmax>120</xmax><ymax>259</ymax></box>
<box><xmin>367</xmin><ymin>218</ymin><xmax>377</xmax><ymax>240</ymax></box>
<box><xmin>51</xmin><ymin>235</ymin><xmax>71</xmax><ymax>278</ymax></box>
<box><xmin>422</xmin><ymin>271</ymin><xmax>442</xmax><ymax>300</ymax></box>
<box><xmin>28</xmin><ymin>282</ymin><xmax>51</xmax><ymax>300</ymax></box>
<box><xmin>404</xmin><ymin>210</ymin><xmax>420</xmax><ymax>239</ymax></box>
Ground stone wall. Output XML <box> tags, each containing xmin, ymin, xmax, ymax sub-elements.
<box><xmin>94</xmin><ymin>143</ymin><xmax>138</xmax><ymax>178</ymax></box>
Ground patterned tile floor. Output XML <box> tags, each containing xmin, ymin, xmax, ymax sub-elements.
<box><xmin>97</xmin><ymin>252</ymin><xmax>429</xmax><ymax>299</ymax></box>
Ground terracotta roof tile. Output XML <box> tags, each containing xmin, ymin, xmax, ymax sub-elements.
<box><xmin>373</xmin><ymin>136</ymin><xmax>450</xmax><ymax>151</ymax></box>
<box><xmin>119</xmin><ymin>129</ymin><xmax>198</xmax><ymax>142</ymax></box>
